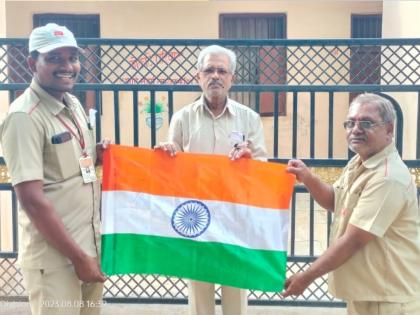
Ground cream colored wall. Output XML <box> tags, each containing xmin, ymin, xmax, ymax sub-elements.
<box><xmin>4</xmin><ymin>1</ymin><xmax>382</xmax><ymax>158</ymax></box>
<box><xmin>0</xmin><ymin>0</ymin><xmax>5</xmax><ymax>36</ymax></box>
<box><xmin>382</xmin><ymin>0</ymin><xmax>420</xmax><ymax>159</ymax></box>
<box><xmin>0</xmin><ymin>0</ymin><xmax>7</xmax><ymax>116</ymax></box>
<box><xmin>0</xmin><ymin>0</ymin><xmax>13</xmax><ymax>253</ymax></box>
<box><xmin>4</xmin><ymin>1</ymin><xmax>382</xmax><ymax>39</ymax></box>
<box><xmin>0</xmin><ymin>0</ymin><xmax>7</xmax><ymax>117</ymax></box>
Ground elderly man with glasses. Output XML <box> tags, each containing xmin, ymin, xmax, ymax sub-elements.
<box><xmin>282</xmin><ymin>93</ymin><xmax>420</xmax><ymax>314</ymax></box>
<box><xmin>155</xmin><ymin>45</ymin><xmax>267</xmax><ymax>315</ymax></box>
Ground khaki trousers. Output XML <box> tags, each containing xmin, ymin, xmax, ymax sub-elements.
<box><xmin>188</xmin><ymin>280</ymin><xmax>247</xmax><ymax>315</ymax></box>
<box><xmin>347</xmin><ymin>300</ymin><xmax>420</xmax><ymax>315</ymax></box>
<box><xmin>22</xmin><ymin>265</ymin><xmax>104</xmax><ymax>315</ymax></box>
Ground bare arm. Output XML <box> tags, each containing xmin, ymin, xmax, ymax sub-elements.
<box><xmin>282</xmin><ymin>224</ymin><xmax>375</xmax><ymax>297</ymax></box>
<box><xmin>14</xmin><ymin>180</ymin><xmax>106</xmax><ymax>283</ymax></box>
<box><xmin>155</xmin><ymin>110</ymin><xmax>184</xmax><ymax>157</ymax></box>
<box><xmin>287</xmin><ymin>159</ymin><xmax>335</xmax><ymax>210</ymax></box>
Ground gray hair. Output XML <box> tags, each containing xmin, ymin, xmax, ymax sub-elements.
<box><xmin>350</xmin><ymin>93</ymin><xmax>396</xmax><ymax>123</ymax></box>
<box><xmin>196</xmin><ymin>45</ymin><xmax>237</xmax><ymax>74</ymax></box>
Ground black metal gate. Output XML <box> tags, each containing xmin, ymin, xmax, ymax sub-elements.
<box><xmin>1</xmin><ymin>38</ymin><xmax>419</xmax><ymax>307</ymax></box>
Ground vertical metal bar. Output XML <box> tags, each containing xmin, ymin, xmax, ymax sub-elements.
<box><xmin>290</xmin><ymin>191</ymin><xmax>296</xmax><ymax>256</ymax></box>
<box><xmin>255</xmin><ymin>91</ymin><xmax>260</xmax><ymax>114</ymax></box>
<box><xmin>309</xmin><ymin>197</ymin><xmax>314</xmax><ymax>256</ymax></box>
<box><xmin>168</xmin><ymin>91</ymin><xmax>174</xmax><ymax>123</ymax></box>
<box><xmin>12</xmin><ymin>189</ymin><xmax>18</xmax><ymax>253</ymax></box>
<box><xmin>133</xmin><ymin>91</ymin><xmax>139</xmax><ymax>147</ymax></box>
<box><xmin>417</xmin><ymin>91</ymin><xmax>420</xmax><ymax>159</ymax></box>
<box><xmin>395</xmin><ymin>102</ymin><xmax>404</xmax><ymax>156</ymax></box>
<box><xmin>95</xmin><ymin>91</ymin><xmax>101</xmax><ymax>141</ymax></box>
<box><xmin>327</xmin><ymin>211</ymin><xmax>332</xmax><ymax>247</ymax></box>
<box><xmin>8</xmin><ymin>90</ymin><xmax>16</xmax><ymax>104</ymax></box>
<box><xmin>310</xmin><ymin>92</ymin><xmax>315</xmax><ymax>158</ymax></box>
<box><xmin>273</xmin><ymin>91</ymin><xmax>279</xmax><ymax>158</ymax></box>
<box><xmin>328</xmin><ymin>92</ymin><xmax>334</xmax><ymax>158</ymax></box>
<box><xmin>292</xmin><ymin>92</ymin><xmax>298</xmax><ymax>158</ymax></box>
<box><xmin>0</xmin><ymin>193</ymin><xmax>2</xmax><ymax>249</ymax></box>
<box><xmin>150</xmin><ymin>91</ymin><xmax>157</xmax><ymax>148</ymax></box>
<box><xmin>113</xmin><ymin>91</ymin><xmax>120</xmax><ymax>144</ymax></box>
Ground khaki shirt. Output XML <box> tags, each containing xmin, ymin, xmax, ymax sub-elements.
<box><xmin>168</xmin><ymin>95</ymin><xmax>267</xmax><ymax>160</ymax></box>
<box><xmin>329</xmin><ymin>143</ymin><xmax>420</xmax><ymax>302</ymax></box>
<box><xmin>0</xmin><ymin>80</ymin><xmax>101</xmax><ymax>269</ymax></box>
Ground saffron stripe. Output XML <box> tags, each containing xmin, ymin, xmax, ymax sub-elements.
<box><xmin>102</xmin><ymin>145</ymin><xmax>295</xmax><ymax>209</ymax></box>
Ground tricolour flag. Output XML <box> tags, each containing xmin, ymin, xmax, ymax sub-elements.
<box><xmin>101</xmin><ymin>145</ymin><xmax>295</xmax><ymax>292</ymax></box>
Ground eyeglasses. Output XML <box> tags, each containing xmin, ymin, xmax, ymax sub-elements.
<box><xmin>343</xmin><ymin>120</ymin><xmax>387</xmax><ymax>131</ymax></box>
<box><xmin>201</xmin><ymin>67</ymin><xmax>231</xmax><ymax>76</ymax></box>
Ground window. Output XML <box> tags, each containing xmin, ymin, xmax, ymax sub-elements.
<box><xmin>351</xmin><ymin>14</ymin><xmax>382</xmax><ymax>39</ymax></box>
<box><xmin>33</xmin><ymin>14</ymin><xmax>100</xmax><ymax>38</ymax></box>
<box><xmin>220</xmin><ymin>14</ymin><xmax>287</xmax><ymax>115</ymax></box>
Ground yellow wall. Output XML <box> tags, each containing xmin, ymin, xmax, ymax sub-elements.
<box><xmin>5</xmin><ymin>1</ymin><xmax>382</xmax><ymax>39</ymax></box>
<box><xmin>0</xmin><ymin>0</ymin><xmax>5</xmax><ymax>36</ymax></box>
<box><xmin>0</xmin><ymin>0</ymin><xmax>7</xmax><ymax>116</ymax></box>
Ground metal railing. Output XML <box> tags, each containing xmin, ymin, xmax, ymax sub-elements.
<box><xmin>1</xmin><ymin>38</ymin><xmax>420</xmax><ymax>307</ymax></box>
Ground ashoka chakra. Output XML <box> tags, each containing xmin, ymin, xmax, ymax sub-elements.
<box><xmin>171</xmin><ymin>200</ymin><xmax>211</xmax><ymax>238</ymax></box>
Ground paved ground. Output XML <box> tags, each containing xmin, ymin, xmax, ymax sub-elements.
<box><xmin>1</xmin><ymin>301</ymin><xmax>347</xmax><ymax>315</ymax></box>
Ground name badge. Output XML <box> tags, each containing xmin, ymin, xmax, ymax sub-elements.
<box><xmin>229</xmin><ymin>131</ymin><xmax>245</xmax><ymax>146</ymax></box>
<box><xmin>79</xmin><ymin>155</ymin><xmax>97</xmax><ymax>183</ymax></box>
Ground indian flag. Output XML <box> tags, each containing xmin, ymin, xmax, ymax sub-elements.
<box><xmin>101</xmin><ymin>145</ymin><xmax>295</xmax><ymax>292</ymax></box>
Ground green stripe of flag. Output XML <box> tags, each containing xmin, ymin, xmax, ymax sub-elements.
<box><xmin>101</xmin><ymin>234</ymin><xmax>287</xmax><ymax>292</ymax></box>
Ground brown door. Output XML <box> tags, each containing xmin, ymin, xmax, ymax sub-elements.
<box><xmin>220</xmin><ymin>14</ymin><xmax>287</xmax><ymax>115</ymax></box>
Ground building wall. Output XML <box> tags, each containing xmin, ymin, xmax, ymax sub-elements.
<box><xmin>382</xmin><ymin>0</ymin><xmax>420</xmax><ymax>159</ymax></box>
<box><xmin>0</xmin><ymin>0</ymin><xmax>13</xmax><ymax>253</ymax></box>
<box><xmin>5</xmin><ymin>1</ymin><xmax>382</xmax><ymax>39</ymax></box>
<box><xmin>0</xmin><ymin>0</ymin><xmax>4</xmax><ymax>37</ymax></box>
<box><xmin>0</xmin><ymin>0</ymin><xmax>7</xmax><ymax>116</ymax></box>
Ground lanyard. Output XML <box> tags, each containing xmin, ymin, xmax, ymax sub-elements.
<box><xmin>56</xmin><ymin>110</ymin><xmax>87</xmax><ymax>156</ymax></box>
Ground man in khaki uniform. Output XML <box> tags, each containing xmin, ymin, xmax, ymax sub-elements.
<box><xmin>282</xmin><ymin>93</ymin><xmax>420</xmax><ymax>315</ymax></box>
<box><xmin>0</xmin><ymin>23</ymin><xmax>107</xmax><ymax>315</ymax></box>
<box><xmin>156</xmin><ymin>45</ymin><xmax>267</xmax><ymax>315</ymax></box>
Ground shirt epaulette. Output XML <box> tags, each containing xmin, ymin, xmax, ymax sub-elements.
<box><xmin>67</xmin><ymin>93</ymin><xmax>80</xmax><ymax>104</ymax></box>
<box><xmin>7</xmin><ymin>88</ymin><xmax>41</xmax><ymax>116</ymax></box>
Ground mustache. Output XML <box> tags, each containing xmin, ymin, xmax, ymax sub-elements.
<box><xmin>208</xmin><ymin>80</ymin><xmax>223</xmax><ymax>87</ymax></box>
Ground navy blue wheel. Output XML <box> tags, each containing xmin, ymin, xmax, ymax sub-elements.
<box><xmin>171</xmin><ymin>200</ymin><xmax>211</xmax><ymax>238</ymax></box>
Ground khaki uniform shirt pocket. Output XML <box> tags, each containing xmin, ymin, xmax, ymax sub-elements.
<box><xmin>336</xmin><ymin>192</ymin><xmax>361</xmax><ymax>237</ymax></box>
<box><xmin>43</xmin><ymin>140</ymin><xmax>80</xmax><ymax>181</ymax></box>
<box><xmin>331</xmin><ymin>186</ymin><xmax>361</xmax><ymax>241</ymax></box>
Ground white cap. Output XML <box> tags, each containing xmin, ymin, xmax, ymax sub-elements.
<box><xmin>29</xmin><ymin>23</ymin><xmax>81</xmax><ymax>53</ymax></box>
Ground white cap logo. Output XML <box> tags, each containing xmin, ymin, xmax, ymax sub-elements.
<box><xmin>29</xmin><ymin>23</ymin><xmax>81</xmax><ymax>53</ymax></box>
